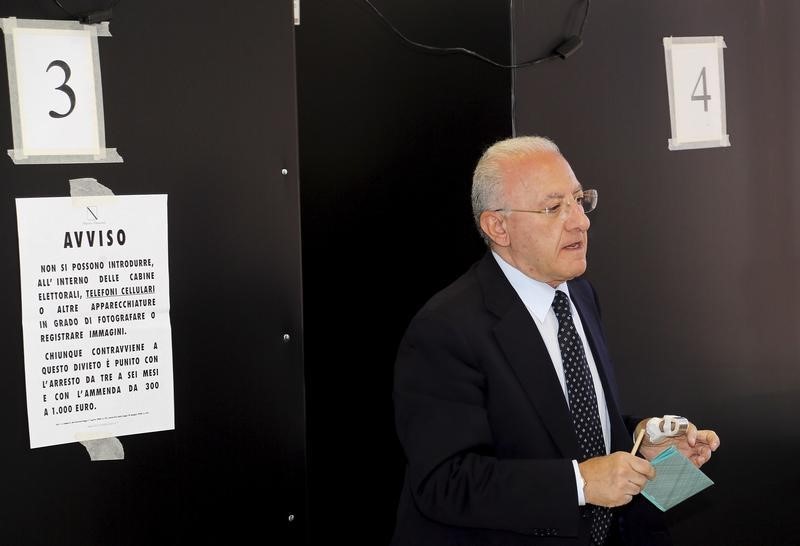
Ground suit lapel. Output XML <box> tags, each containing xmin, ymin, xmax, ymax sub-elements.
<box><xmin>569</xmin><ymin>282</ymin><xmax>631</xmax><ymax>452</ymax></box>
<box><xmin>476</xmin><ymin>254</ymin><xmax>580</xmax><ymax>458</ymax></box>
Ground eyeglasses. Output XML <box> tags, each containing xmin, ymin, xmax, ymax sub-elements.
<box><xmin>493</xmin><ymin>189</ymin><xmax>598</xmax><ymax>217</ymax></box>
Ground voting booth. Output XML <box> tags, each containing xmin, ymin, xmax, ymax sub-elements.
<box><xmin>0</xmin><ymin>2</ymin><xmax>306</xmax><ymax>544</ymax></box>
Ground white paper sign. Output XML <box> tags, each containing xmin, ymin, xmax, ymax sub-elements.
<box><xmin>16</xmin><ymin>195</ymin><xmax>173</xmax><ymax>448</ymax></box>
<box><xmin>16</xmin><ymin>28</ymin><xmax>100</xmax><ymax>154</ymax></box>
<box><xmin>663</xmin><ymin>36</ymin><xmax>730</xmax><ymax>151</ymax></box>
<box><xmin>0</xmin><ymin>18</ymin><xmax>122</xmax><ymax>164</ymax></box>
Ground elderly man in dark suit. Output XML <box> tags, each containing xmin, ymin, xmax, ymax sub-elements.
<box><xmin>391</xmin><ymin>136</ymin><xmax>719</xmax><ymax>546</ymax></box>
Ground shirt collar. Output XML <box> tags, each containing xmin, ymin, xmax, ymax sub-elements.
<box><xmin>491</xmin><ymin>250</ymin><xmax>570</xmax><ymax>321</ymax></box>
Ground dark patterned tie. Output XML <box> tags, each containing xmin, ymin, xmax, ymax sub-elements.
<box><xmin>552</xmin><ymin>290</ymin><xmax>612</xmax><ymax>546</ymax></box>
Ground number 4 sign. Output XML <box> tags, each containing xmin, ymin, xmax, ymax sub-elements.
<box><xmin>663</xmin><ymin>36</ymin><xmax>730</xmax><ymax>151</ymax></box>
<box><xmin>0</xmin><ymin>17</ymin><xmax>122</xmax><ymax>164</ymax></box>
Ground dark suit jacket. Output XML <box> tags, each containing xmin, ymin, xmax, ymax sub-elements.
<box><xmin>391</xmin><ymin>252</ymin><xmax>669</xmax><ymax>546</ymax></box>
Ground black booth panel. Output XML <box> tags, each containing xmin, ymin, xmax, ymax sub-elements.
<box><xmin>513</xmin><ymin>1</ymin><xmax>800</xmax><ymax>545</ymax></box>
<box><xmin>0</xmin><ymin>1</ymin><xmax>306</xmax><ymax>545</ymax></box>
<box><xmin>296</xmin><ymin>0</ymin><xmax>511</xmax><ymax>543</ymax></box>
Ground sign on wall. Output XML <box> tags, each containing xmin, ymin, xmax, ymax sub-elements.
<box><xmin>16</xmin><ymin>195</ymin><xmax>172</xmax><ymax>448</ymax></box>
<box><xmin>663</xmin><ymin>36</ymin><xmax>730</xmax><ymax>151</ymax></box>
<box><xmin>0</xmin><ymin>17</ymin><xmax>122</xmax><ymax>164</ymax></box>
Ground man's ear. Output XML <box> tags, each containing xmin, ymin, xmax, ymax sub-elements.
<box><xmin>479</xmin><ymin>211</ymin><xmax>510</xmax><ymax>247</ymax></box>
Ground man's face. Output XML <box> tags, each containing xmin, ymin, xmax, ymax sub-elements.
<box><xmin>493</xmin><ymin>151</ymin><xmax>590</xmax><ymax>287</ymax></box>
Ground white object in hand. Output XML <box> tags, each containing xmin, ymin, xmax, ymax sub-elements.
<box><xmin>645</xmin><ymin>415</ymin><xmax>689</xmax><ymax>444</ymax></box>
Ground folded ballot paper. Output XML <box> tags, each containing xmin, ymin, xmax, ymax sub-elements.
<box><xmin>641</xmin><ymin>446</ymin><xmax>714</xmax><ymax>511</ymax></box>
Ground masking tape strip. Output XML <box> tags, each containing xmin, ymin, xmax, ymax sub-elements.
<box><xmin>667</xmin><ymin>35</ymin><xmax>719</xmax><ymax>46</ymax></box>
<box><xmin>70</xmin><ymin>177</ymin><xmax>114</xmax><ymax>196</ymax></box>
<box><xmin>8</xmin><ymin>149</ymin><xmax>123</xmax><ymax>164</ymax></box>
<box><xmin>0</xmin><ymin>16</ymin><xmax>17</xmax><ymax>32</ymax></box>
<box><xmin>69</xmin><ymin>178</ymin><xmax>124</xmax><ymax>461</ymax></box>
<box><xmin>2</xmin><ymin>17</ymin><xmax>110</xmax><ymax>36</ymax></box>
<box><xmin>716</xmin><ymin>36</ymin><xmax>729</xmax><ymax>142</ymax></box>
<box><xmin>79</xmin><ymin>437</ymin><xmax>124</xmax><ymax>461</ymax></box>
<box><xmin>90</xmin><ymin>21</ymin><xmax>112</xmax><ymax>160</ymax></box>
<box><xmin>1</xmin><ymin>18</ymin><xmax>23</xmax><ymax>162</ymax></box>
<box><xmin>668</xmin><ymin>135</ymin><xmax>730</xmax><ymax>151</ymax></box>
<box><xmin>70</xmin><ymin>177</ymin><xmax>117</xmax><ymax>207</ymax></box>
<box><xmin>97</xmin><ymin>21</ymin><xmax>111</xmax><ymax>38</ymax></box>
<box><xmin>662</xmin><ymin>37</ymin><xmax>678</xmax><ymax>151</ymax></box>
<box><xmin>1</xmin><ymin>17</ymin><xmax>121</xmax><ymax>164</ymax></box>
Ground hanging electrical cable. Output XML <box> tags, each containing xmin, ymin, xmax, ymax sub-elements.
<box><xmin>52</xmin><ymin>0</ymin><xmax>122</xmax><ymax>23</ymax></box>
<box><xmin>362</xmin><ymin>0</ymin><xmax>591</xmax><ymax>69</ymax></box>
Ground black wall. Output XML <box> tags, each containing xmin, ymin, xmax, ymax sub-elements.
<box><xmin>513</xmin><ymin>1</ymin><xmax>800</xmax><ymax>544</ymax></box>
<box><xmin>296</xmin><ymin>1</ymin><xmax>510</xmax><ymax>543</ymax></box>
<box><xmin>0</xmin><ymin>1</ymin><xmax>306</xmax><ymax>544</ymax></box>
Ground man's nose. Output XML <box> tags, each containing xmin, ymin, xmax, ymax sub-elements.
<box><xmin>563</xmin><ymin>201</ymin><xmax>590</xmax><ymax>231</ymax></box>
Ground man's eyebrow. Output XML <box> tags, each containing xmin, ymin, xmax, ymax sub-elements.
<box><xmin>544</xmin><ymin>186</ymin><xmax>584</xmax><ymax>198</ymax></box>
<box><xmin>540</xmin><ymin>187</ymin><xmax>584</xmax><ymax>202</ymax></box>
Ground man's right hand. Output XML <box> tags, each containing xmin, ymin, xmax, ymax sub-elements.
<box><xmin>578</xmin><ymin>452</ymin><xmax>655</xmax><ymax>507</ymax></box>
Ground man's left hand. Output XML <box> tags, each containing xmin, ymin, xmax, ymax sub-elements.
<box><xmin>636</xmin><ymin>420</ymin><xmax>720</xmax><ymax>467</ymax></box>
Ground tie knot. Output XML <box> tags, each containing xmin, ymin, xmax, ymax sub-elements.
<box><xmin>552</xmin><ymin>290</ymin><xmax>571</xmax><ymax>323</ymax></box>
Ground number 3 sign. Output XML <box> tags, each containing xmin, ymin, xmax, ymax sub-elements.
<box><xmin>663</xmin><ymin>36</ymin><xmax>730</xmax><ymax>151</ymax></box>
<box><xmin>0</xmin><ymin>17</ymin><xmax>122</xmax><ymax>164</ymax></box>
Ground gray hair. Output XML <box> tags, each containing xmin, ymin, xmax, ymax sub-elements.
<box><xmin>471</xmin><ymin>135</ymin><xmax>561</xmax><ymax>245</ymax></box>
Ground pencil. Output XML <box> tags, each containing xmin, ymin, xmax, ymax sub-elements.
<box><xmin>631</xmin><ymin>428</ymin><xmax>645</xmax><ymax>455</ymax></box>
